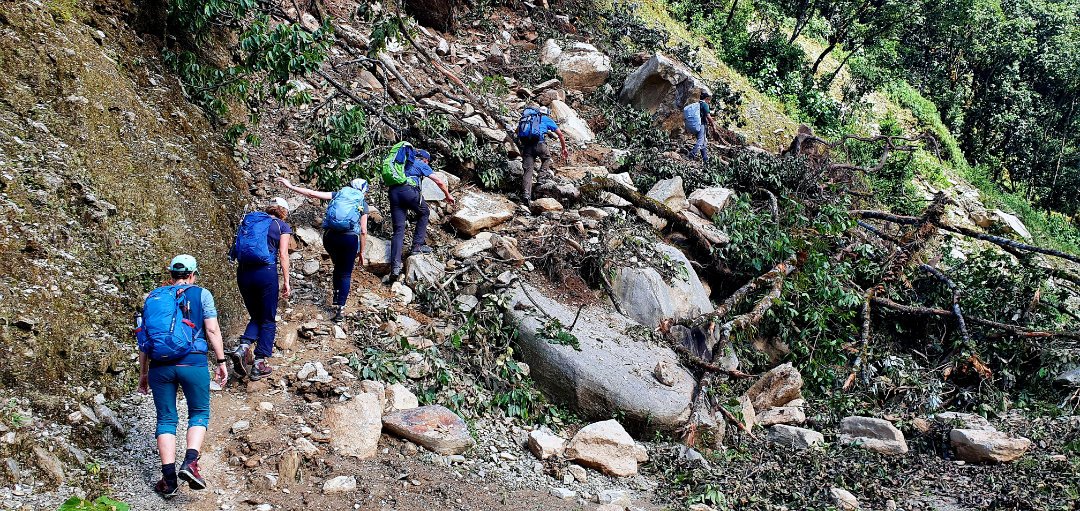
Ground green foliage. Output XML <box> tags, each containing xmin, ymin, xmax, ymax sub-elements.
<box><xmin>351</xmin><ymin>348</ymin><xmax>409</xmax><ymax>383</ymax></box>
<box><xmin>305</xmin><ymin>107</ymin><xmax>374</xmax><ymax>190</ymax></box>
<box><xmin>163</xmin><ymin>3</ymin><xmax>333</xmax><ymax>143</ymax></box>
<box><xmin>538</xmin><ymin>318</ymin><xmax>580</xmax><ymax>350</ymax></box>
<box><xmin>2</xmin><ymin>399</ymin><xmax>26</xmax><ymax>428</ymax></box>
<box><xmin>57</xmin><ymin>496</ymin><xmax>129</xmax><ymax>511</ymax></box>
<box><xmin>46</xmin><ymin>0</ymin><xmax>79</xmax><ymax>22</ymax></box>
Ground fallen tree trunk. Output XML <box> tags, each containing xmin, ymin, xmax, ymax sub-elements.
<box><xmin>870</xmin><ymin>296</ymin><xmax>1080</xmax><ymax>341</ymax></box>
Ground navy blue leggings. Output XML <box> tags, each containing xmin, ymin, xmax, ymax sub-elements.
<box><xmin>323</xmin><ymin>231</ymin><xmax>359</xmax><ymax>306</ymax></box>
<box><xmin>237</xmin><ymin>264</ymin><xmax>278</xmax><ymax>358</ymax></box>
<box><xmin>389</xmin><ymin>184</ymin><xmax>429</xmax><ymax>273</ymax></box>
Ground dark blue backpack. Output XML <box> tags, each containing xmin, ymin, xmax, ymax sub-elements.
<box><xmin>135</xmin><ymin>285</ymin><xmax>206</xmax><ymax>362</ymax></box>
<box><xmin>516</xmin><ymin>108</ymin><xmax>544</xmax><ymax>141</ymax></box>
<box><xmin>323</xmin><ymin>187</ymin><xmax>365</xmax><ymax>232</ymax></box>
<box><xmin>231</xmin><ymin>211</ymin><xmax>276</xmax><ymax>266</ymax></box>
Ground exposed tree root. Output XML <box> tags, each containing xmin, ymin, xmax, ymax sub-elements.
<box><xmin>870</xmin><ymin>296</ymin><xmax>1080</xmax><ymax>341</ymax></box>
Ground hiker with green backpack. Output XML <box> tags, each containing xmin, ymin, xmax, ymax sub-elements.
<box><xmin>381</xmin><ymin>142</ymin><xmax>454</xmax><ymax>282</ymax></box>
<box><xmin>276</xmin><ymin>177</ymin><xmax>370</xmax><ymax>321</ymax></box>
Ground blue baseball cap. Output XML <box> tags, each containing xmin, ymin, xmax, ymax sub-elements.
<box><xmin>169</xmin><ymin>254</ymin><xmax>198</xmax><ymax>274</ymax></box>
<box><xmin>416</xmin><ymin>149</ymin><xmax>431</xmax><ymax>160</ymax></box>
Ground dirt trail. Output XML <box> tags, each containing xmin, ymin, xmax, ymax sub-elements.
<box><xmin>100</xmin><ymin>272</ymin><xmax>613</xmax><ymax>511</ymax></box>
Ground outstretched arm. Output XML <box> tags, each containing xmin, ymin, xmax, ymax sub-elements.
<box><xmin>430</xmin><ymin>176</ymin><xmax>455</xmax><ymax>204</ymax></box>
<box><xmin>555</xmin><ymin>129</ymin><xmax>569</xmax><ymax>160</ymax></box>
<box><xmin>276</xmin><ymin>177</ymin><xmax>333</xmax><ymax>201</ymax></box>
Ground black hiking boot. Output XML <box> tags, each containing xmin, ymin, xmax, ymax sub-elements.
<box><xmin>154</xmin><ymin>478</ymin><xmax>179</xmax><ymax>499</ymax></box>
<box><xmin>228</xmin><ymin>343</ymin><xmax>251</xmax><ymax>379</ymax></box>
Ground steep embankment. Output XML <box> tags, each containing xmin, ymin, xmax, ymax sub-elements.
<box><xmin>0</xmin><ymin>4</ymin><xmax>247</xmax><ymax>391</ymax></box>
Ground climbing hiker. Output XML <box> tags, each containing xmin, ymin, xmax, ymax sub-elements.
<box><xmin>683</xmin><ymin>91</ymin><xmax>716</xmax><ymax>163</ymax></box>
<box><xmin>275</xmin><ymin>177</ymin><xmax>370</xmax><ymax>321</ymax></box>
<box><xmin>516</xmin><ymin>105</ymin><xmax>569</xmax><ymax>204</ymax></box>
<box><xmin>135</xmin><ymin>255</ymin><xmax>228</xmax><ymax>499</ymax></box>
<box><xmin>381</xmin><ymin>142</ymin><xmax>454</xmax><ymax>282</ymax></box>
<box><xmin>227</xmin><ymin>197</ymin><xmax>292</xmax><ymax>380</ymax></box>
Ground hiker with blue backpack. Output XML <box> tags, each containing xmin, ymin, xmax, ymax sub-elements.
<box><xmin>136</xmin><ymin>255</ymin><xmax>227</xmax><ymax>499</ymax></box>
<box><xmin>683</xmin><ymin>91</ymin><xmax>716</xmax><ymax>164</ymax></box>
<box><xmin>227</xmin><ymin>197</ymin><xmax>293</xmax><ymax>380</ymax></box>
<box><xmin>516</xmin><ymin>105</ymin><xmax>568</xmax><ymax>204</ymax></box>
<box><xmin>276</xmin><ymin>177</ymin><xmax>371</xmax><ymax>321</ymax></box>
<box><xmin>381</xmin><ymin>142</ymin><xmax>454</xmax><ymax>282</ymax></box>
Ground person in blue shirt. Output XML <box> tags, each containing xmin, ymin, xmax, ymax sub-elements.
<box><xmin>387</xmin><ymin>149</ymin><xmax>454</xmax><ymax>282</ymax></box>
<box><xmin>137</xmin><ymin>255</ymin><xmax>227</xmax><ymax>499</ymax></box>
<box><xmin>277</xmin><ymin>177</ymin><xmax>371</xmax><ymax>321</ymax></box>
<box><xmin>519</xmin><ymin>105</ymin><xmax>569</xmax><ymax>203</ymax></box>
<box><xmin>228</xmin><ymin>197</ymin><xmax>293</xmax><ymax>380</ymax></box>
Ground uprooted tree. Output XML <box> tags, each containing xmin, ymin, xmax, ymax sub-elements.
<box><xmin>583</xmin><ymin>128</ymin><xmax>1080</xmax><ymax>443</ymax></box>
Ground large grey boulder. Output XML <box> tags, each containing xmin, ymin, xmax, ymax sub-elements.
<box><xmin>404</xmin><ymin>253</ymin><xmax>446</xmax><ymax>287</ymax></box>
<box><xmin>618</xmin><ymin>54</ymin><xmax>711</xmax><ymax>132</ymax></box>
<box><xmin>382</xmin><ymin>405</ymin><xmax>475</xmax><ymax>455</ymax></box>
<box><xmin>325</xmin><ymin>392</ymin><xmax>382</xmax><ymax>459</ymax></box>
<box><xmin>746</xmin><ymin>363</ymin><xmax>803</xmax><ymax>412</ymax></box>
<box><xmin>950</xmin><ymin>429</ymin><xmax>1031</xmax><ymax>463</ymax></box>
<box><xmin>767</xmin><ymin>425</ymin><xmax>823</xmax><ymax>450</ymax></box>
<box><xmin>450</xmin><ymin>191</ymin><xmax>515</xmax><ymax>237</ymax></box>
<box><xmin>689</xmin><ymin>187</ymin><xmax>735</xmax><ymax>219</ymax></box>
<box><xmin>565</xmin><ymin>419</ymin><xmax>648</xmax><ymax>476</ymax></box>
<box><xmin>555</xmin><ymin>43</ymin><xmax>611</xmax><ymax>92</ymax></box>
<box><xmin>1055</xmin><ymin>366</ymin><xmax>1080</xmax><ymax>387</ymax></box>
<box><xmin>364</xmin><ymin>235</ymin><xmax>393</xmax><ymax>275</ymax></box>
<box><xmin>506</xmin><ymin>282</ymin><xmax>694</xmax><ymax>431</ymax></box>
<box><xmin>646</xmin><ymin>176</ymin><xmax>689</xmax><ymax>212</ymax></box>
<box><xmin>992</xmin><ymin>210</ymin><xmax>1032</xmax><ymax>240</ymax></box>
<box><xmin>610</xmin><ymin>242</ymin><xmax>713</xmax><ymax>327</ymax></box>
<box><xmin>550</xmin><ymin>100</ymin><xmax>595</xmax><ymax>144</ymax></box>
<box><xmin>839</xmin><ymin>416</ymin><xmax>909</xmax><ymax>455</ymax></box>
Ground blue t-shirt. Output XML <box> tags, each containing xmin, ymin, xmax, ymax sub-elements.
<box><xmin>329</xmin><ymin>190</ymin><xmax>369</xmax><ymax>235</ymax></box>
<box><xmin>404</xmin><ymin>160</ymin><xmax>435</xmax><ymax>188</ymax></box>
<box><xmin>538</xmin><ymin>115</ymin><xmax>559</xmax><ymax>135</ymax></box>
<box><xmin>147</xmin><ymin>285</ymin><xmax>218</xmax><ymax>368</ymax></box>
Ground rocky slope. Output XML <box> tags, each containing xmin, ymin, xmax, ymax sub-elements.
<box><xmin>1</xmin><ymin>0</ymin><xmax>1078</xmax><ymax>510</ymax></box>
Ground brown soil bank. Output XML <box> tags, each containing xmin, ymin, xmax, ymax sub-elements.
<box><xmin>0</xmin><ymin>1</ymin><xmax>247</xmax><ymax>398</ymax></box>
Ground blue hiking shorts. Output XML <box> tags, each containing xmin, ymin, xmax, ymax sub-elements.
<box><xmin>148</xmin><ymin>364</ymin><xmax>211</xmax><ymax>437</ymax></box>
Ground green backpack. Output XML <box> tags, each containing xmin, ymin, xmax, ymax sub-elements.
<box><xmin>381</xmin><ymin>141</ymin><xmax>413</xmax><ymax>186</ymax></box>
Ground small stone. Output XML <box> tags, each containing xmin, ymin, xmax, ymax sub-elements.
<box><xmin>949</xmin><ymin>429</ymin><xmax>1031</xmax><ymax>463</ymax></box>
<box><xmin>382</xmin><ymin>405</ymin><xmax>475</xmax><ymax>455</ymax></box>
<box><xmin>839</xmin><ymin>416</ymin><xmax>908</xmax><ymax>455</ymax></box>
<box><xmin>566</xmin><ymin>420</ymin><xmax>647</xmax><ymax>477</ymax></box>
<box><xmin>258</xmin><ymin>402</ymin><xmax>274</xmax><ymax>412</ymax></box>
<box><xmin>385</xmin><ymin>382</ymin><xmax>420</xmax><ymax>412</ymax></box>
<box><xmin>302</xmin><ymin>260</ymin><xmax>320</xmax><ymax>275</ymax></box>
<box><xmin>33</xmin><ymin>447</ymin><xmax>65</xmax><ymax>483</ymax></box>
<box><xmin>550</xmin><ymin>487</ymin><xmax>576</xmax><ymax>500</ymax></box>
<box><xmin>766</xmin><ymin>425</ymin><xmax>823</xmax><ymax>450</ymax></box>
<box><xmin>830</xmin><ymin>487</ymin><xmax>859</xmax><ymax>510</ymax></box>
<box><xmin>323</xmin><ymin>475</ymin><xmax>357</xmax><ymax>494</ymax></box>
<box><xmin>333</xmin><ymin>325</ymin><xmax>346</xmax><ymax>339</ymax></box>
<box><xmin>597</xmin><ymin>489</ymin><xmax>630</xmax><ymax>505</ymax></box>
<box><xmin>653</xmin><ymin>360</ymin><xmax>677</xmax><ymax>387</ymax></box>
<box><xmin>232</xmin><ymin>420</ymin><xmax>251</xmax><ymax>434</ymax></box>
<box><xmin>567</xmin><ymin>464</ymin><xmax>588</xmax><ymax>483</ymax></box>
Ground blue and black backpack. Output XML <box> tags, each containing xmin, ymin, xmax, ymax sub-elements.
<box><xmin>231</xmin><ymin>211</ymin><xmax>276</xmax><ymax>266</ymax></box>
<box><xmin>323</xmin><ymin>186</ymin><xmax>365</xmax><ymax>232</ymax></box>
<box><xmin>516</xmin><ymin>108</ymin><xmax>544</xmax><ymax>142</ymax></box>
<box><xmin>135</xmin><ymin>285</ymin><xmax>207</xmax><ymax>362</ymax></box>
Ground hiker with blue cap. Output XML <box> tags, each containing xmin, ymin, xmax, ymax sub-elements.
<box><xmin>135</xmin><ymin>255</ymin><xmax>227</xmax><ymax>499</ymax></box>
<box><xmin>276</xmin><ymin>177</ymin><xmax>371</xmax><ymax>321</ymax></box>
<box><xmin>379</xmin><ymin>143</ymin><xmax>454</xmax><ymax>283</ymax></box>
<box><xmin>227</xmin><ymin>197</ymin><xmax>293</xmax><ymax>380</ymax></box>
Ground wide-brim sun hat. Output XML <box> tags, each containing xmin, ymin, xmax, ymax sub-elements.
<box><xmin>169</xmin><ymin>254</ymin><xmax>198</xmax><ymax>274</ymax></box>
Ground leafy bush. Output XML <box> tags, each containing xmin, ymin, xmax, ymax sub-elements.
<box><xmin>57</xmin><ymin>496</ymin><xmax>129</xmax><ymax>511</ymax></box>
